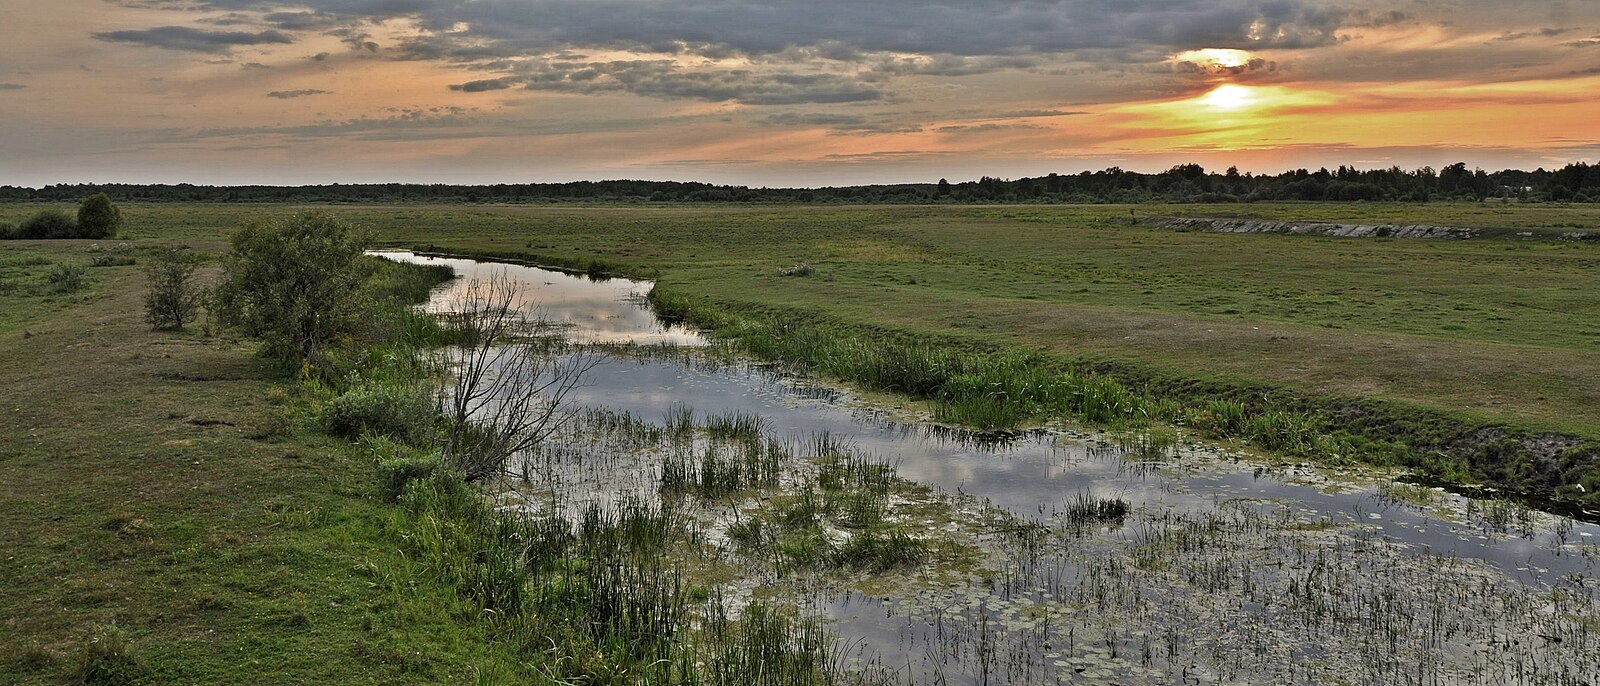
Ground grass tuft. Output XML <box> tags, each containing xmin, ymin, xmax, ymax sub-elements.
<box><xmin>74</xmin><ymin>624</ymin><xmax>141</xmax><ymax>686</ymax></box>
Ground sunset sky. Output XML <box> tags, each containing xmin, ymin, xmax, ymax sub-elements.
<box><xmin>1</xmin><ymin>0</ymin><xmax>1598</xmax><ymax>186</ymax></box>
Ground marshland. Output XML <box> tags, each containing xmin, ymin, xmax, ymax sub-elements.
<box><xmin>3</xmin><ymin>202</ymin><xmax>1598</xmax><ymax>684</ymax></box>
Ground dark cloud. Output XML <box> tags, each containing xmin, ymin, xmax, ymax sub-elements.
<box><xmin>986</xmin><ymin>109</ymin><xmax>1087</xmax><ymax>119</ymax></box>
<box><xmin>267</xmin><ymin>89</ymin><xmax>332</xmax><ymax>98</ymax></box>
<box><xmin>0</xmin><ymin>83</ymin><xmax>27</xmax><ymax>90</ymax></box>
<box><xmin>187</xmin><ymin>106</ymin><xmax>477</xmax><ymax>142</ymax></box>
<box><xmin>191</xmin><ymin>0</ymin><xmax>1363</xmax><ymax>58</ymax></box>
<box><xmin>196</xmin><ymin>12</ymin><xmax>261</xmax><ymax>27</ymax></box>
<box><xmin>264</xmin><ymin>11</ymin><xmax>343</xmax><ymax>30</ymax></box>
<box><xmin>109</xmin><ymin>0</ymin><xmax>205</xmax><ymax>9</ymax></box>
<box><xmin>760</xmin><ymin>112</ymin><xmax>871</xmax><ymax>127</ymax></box>
<box><xmin>1563</xmin><ymin>37</ymin><xmax>1600</xmax><ymax>48</ymax></box>
<box><xmin>328</xmin><ymin>27</ymin><xmax>380</xmax><ymax>52</ymax></box>
<box><xmin>1492</xmin><ymin>28</ymin><xmax>1574</xmax><ymax>42</ymax></box>
<box><xmin>758</xmin><ymin>112</ymin><xmax>922</xmax><ymax>134</ymax></box>
<box><xmin>1175</xmin><ymin>57</ymin><xmax>1277</xmax><ymax>76</ymax></box>
<box><xmin>819</xmin><ymin>150</ymin><xmax>952</xmax><ymax>162</ymax></box>
<box><xmin>93</xmin><ymin>26</ymin><xmax>293</xmax><ymax>53</ymax></box>
<box><xmin>935</xmin><ymin>123</ymin><xmax>1046</xmax><ymax>133</ymax></box>
<box><xmin>862</xmin><ymin>54</ymin><xmax>1041</xmax><ymax>79</ymax></box>
<box><xmin>449</xmin><ymin>77</ymin><xmax>519</xmax><ymax>92</ymax></box>
<box><xmin>452</xmin><ymin>60</ymin><xmax>886</xmax><ymax>104</ymax></box>
<box><xmin>173</xmin><ymin>106</ymin><xmax>704</xmax><ymax>144</ymax></box>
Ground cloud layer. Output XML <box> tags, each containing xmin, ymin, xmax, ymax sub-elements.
<box><xmin>93</xmin><ymin>26</ymin><xmax>294</xmax><ymax>52</ymax></box>
<box><xmin>194</xmin><ymin>0</ymin><xmax>1362</xmax><ymax>57</ymax></box>
<box><xmin>0</xmin><ymin>0</ymin><xmax>1595</xmax><ymax>185</ymax></box>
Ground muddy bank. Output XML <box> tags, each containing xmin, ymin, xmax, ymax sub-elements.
<box><xmin>1139</xmin><ymin>216</ymin><xmax>1600</xmax><ymax>242</ymax></box>
<box><xmin>1137</xmin><ymin>215</ymin><xmax>1481</xmax><ymax>239</ymax></box>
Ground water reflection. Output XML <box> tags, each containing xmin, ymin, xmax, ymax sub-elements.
<box><xmin>386</xmin><ymin>250</ymin><xmax>1600</xmax><ymax>684</ymax></box>
<box><xmin>371</xmin><ymin>250</ymin><xmax>707</xmax><ymax>346</ymax></box>
<box><xmin>559</xmin><ymin>354</ymin><xmax>1600</xmax><ymax>584</ymax></box>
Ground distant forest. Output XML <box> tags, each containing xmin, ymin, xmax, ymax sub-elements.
<box><xmin>5</xmin><ymin>162</ymin><xmax>1599</xmax><ymax>204</ymax></box>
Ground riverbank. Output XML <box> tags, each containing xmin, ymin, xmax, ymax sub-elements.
<box><xmin>0</xmin><ymin>240</ymin><xmax>531</xmax><ymax>683</ymax></box>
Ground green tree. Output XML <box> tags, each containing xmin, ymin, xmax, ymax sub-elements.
<box><xmin>143</xmin><ymin>248</ymin><xmax>203</xmax><ymax>331</ymax></box>
<box><xmin>212</xmin><ymin>212</ymin><xmax>372</xmax><ymax>365</ymax></box>
<box><xmin>77</xmin><ymin>194</ymin><xmax>123</xmax><ymax>239</ymax></box>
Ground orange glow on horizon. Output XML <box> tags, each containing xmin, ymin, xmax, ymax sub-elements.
<box><xmin>1096</xmin><ymin>75</ymin><xmax>1600</xmax><ymax>159</ymax></box>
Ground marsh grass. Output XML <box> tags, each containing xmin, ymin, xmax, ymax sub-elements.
<box><xmin>664</xmin><ymin>402</ymin><xmax>698</xmax><ymax>441</ymax></box>
<box><xmin>1467</xmin><ymin>496</ymin><xmax>1536</xmax><ymax>537</ymax></box>
<box><xmin>1061</xmin><ymin>492</ymin><xmax>1132</xmax><ymax>532</ymax></box>
<box><xmin>701</xmin><ymin>601</ymin><xmax>836</xmax><ymax>686</ymax></box>
<box><xmin>649</xmin><ymin>290</ymin><xmax>1545</xmax><ymax>502</ymax></box>
<box><xmin>1375</xmin><ymin>481</ymin><xmax>1446</xmax><ymax>509</ymax></box>
<box><xmin>275</xmin><ymin>261</ymin><xmax>847</xmax><ymax>684</ymax></box>
<box><xmin>660</xmin><ymin>431</ymin><xmax>785</xmax><ymax>500</ymax></box>
<box><xmin>388</xmin><ymin>464</ymin><xmax>845</xmax><ymax>683</ymax></box>
<box><xmin>706</xmin><ymin>430</ymin><xmax>927</xmax><ymax>574</ymax></box>
<box><xmin>704</xmin><ymin>409</ymin><xmax>770</xmax><ymax>441</ymax></box>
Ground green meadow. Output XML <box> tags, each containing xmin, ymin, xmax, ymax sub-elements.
<box><xmin>13</xmin><ymin>200</ymin><xmax>1589</xmax><ymax>435</ymax></box>
<box><xmin>3</xmin><ymin>200</ymin><xmax>1599</xmax><ymax>683</ymax></box>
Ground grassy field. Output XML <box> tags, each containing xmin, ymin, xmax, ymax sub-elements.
<box><xmin>11</xmin><ymin>201</ymin><xmax>1588</xmax><ymax>434</ymax></box>
<box><xmin>0</xmin><ymin>240</ymin><xmax>531</xmax><ymax>684</ymax></box>
<box><xmin>5</xmin><ymin>201</ymin><xmax>1597</xmax><ymax>433</ymax></box>
<box><xmin>2</xmin><ymin>200</ymin><xmax>1598</xmax><ymax>681</ymax></box>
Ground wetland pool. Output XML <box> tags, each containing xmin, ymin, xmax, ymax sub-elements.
<box><xmin>375</xmin><ymin>250</ymin><xmax>1600</xmax><ymax>686</ymax></box>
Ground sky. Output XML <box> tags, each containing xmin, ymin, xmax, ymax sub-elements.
<box><xmin>1</xmin><ymin>0</ymin><xmax>1598</xmax><ymax>186</ymax></box>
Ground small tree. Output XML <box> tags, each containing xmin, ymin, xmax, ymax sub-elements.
<box><xmin>212</xmin><ymin>212</ymin><xmax>372</xmax><ymax>365</ymax></box>
<box><xmin>144</xmin><ymin>247</ymin><xmax>202</xmax><ymax>330</ymax></box>
<box><xmin>439</xmin><ymin>276</ymin><xmax>599</xmax><ymax>482</ymax></box>
<box><xmin>77</xmin><ymin>194</ymin><xmax>122</xmax><ymax>239</ymax></box>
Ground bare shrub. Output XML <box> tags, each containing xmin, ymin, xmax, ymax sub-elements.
<box><xmin>438</xmin><ymin>275</ymin><xmax>600</xmax><ymax>482</ymax></box>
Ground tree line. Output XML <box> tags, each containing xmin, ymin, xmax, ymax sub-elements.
<box><xmin>0</xmin><ymin>193</ymin><xmax>123</xmax><ymax>239</ymax></box>
<box><xmin>4</xmin><ymin>161</ymin><xmax>1599</xmax><ymax>204</ymax></box>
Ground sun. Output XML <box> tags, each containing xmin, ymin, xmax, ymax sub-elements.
<box><xmin>1174</xmin><ymin>48</ymin><xmax>1255</xmax><ymax>70</ymax></box>
<box><xmin>1195</xmin><ymin>83</ymin><xmax>1258</xmax><ymax>111</ymax></box>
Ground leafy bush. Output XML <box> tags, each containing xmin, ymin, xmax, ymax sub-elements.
<box><xmin>21</xmin><ymin>210</ymin><xmax>78</xmax><ymax>239</ymax></box>
<box><xmin>0</xmin><ymin>221</ymin><xmax>16</xmax><ymax>240</ymax></box>
<box><xmin>77</xmin><ymin>194</ymin><xmax>123</xmax><ymax>239</ymax></box>
<box><xmin>320</xmin><ymin>382</ymin><xmax>435</xmax><ymax>444</ymax></box>
<box><xmin>212</xmin><ymin>212</ymin><xmax>373</xmax><ymax>365</ymax></box>
<box><xmin>48</xmin><ymin>263</ymin><xmax>87</xmax><ymax>292</ymax></box>
<box><xmin>90</xmin><ymin>255</ymin><xmax>137</xmax><ymax>267</ymax></box>
<box><xmin>377</xmin><ymin>453</ymin><xmax>449</xmax><ymax>501</ymax></box>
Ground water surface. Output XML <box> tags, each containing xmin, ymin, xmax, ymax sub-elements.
<box><xmin>375</xmin><ymin>249</ymin><xmax>1600</xmax><ymax>685</ymax></box>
